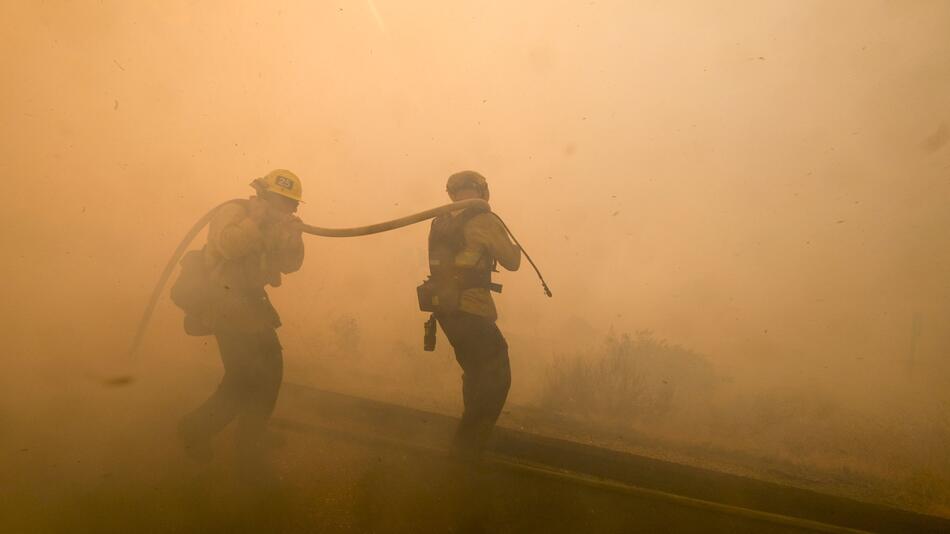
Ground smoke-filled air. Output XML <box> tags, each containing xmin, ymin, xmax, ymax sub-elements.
<box><xmin>3</xmin><ymin>1</ymin><xmax>950</xmax><ymax>532</ymax></box>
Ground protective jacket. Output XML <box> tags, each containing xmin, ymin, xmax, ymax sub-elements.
<box><xmin>201</xmin><ymin>199</ymin><xmax>305</xmax><ymax>332</ymax></box>
<box><xmin>427</xmin><ymin>207</ymin><xmax>520</xmax><ymax>321</ymax></box>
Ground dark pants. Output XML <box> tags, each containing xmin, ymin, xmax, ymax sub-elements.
<box><xmin>436</xmin><ymin>311</ymin><xmax>511</xmax><ymax>459</ymax></box>
<box><xmin>182</xmin><ymin>328</ymin><xmax>283</xmax><ymax>457</ymax></box>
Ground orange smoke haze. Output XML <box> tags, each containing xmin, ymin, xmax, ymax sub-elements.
<box><xmin>1</xmin><ymin>0</ymin><xmax>949</xmax><ymax>517</ymax></box>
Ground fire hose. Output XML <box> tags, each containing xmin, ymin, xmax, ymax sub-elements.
<box><xmin>126</xmin><ymin>198</ymin><xmax>551</xmax><ymax>364</ymax></box>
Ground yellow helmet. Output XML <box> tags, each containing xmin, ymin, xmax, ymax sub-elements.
<box><xmin>252</xmin><ymin>169</ymin><xmax>304</xmax><ymax>202</ymax></box>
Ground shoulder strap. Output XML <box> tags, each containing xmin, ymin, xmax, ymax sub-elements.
<box><xmin>430</xmin><ymin>207</ymin><xmax>487</xmax><ymax>243</ymax></box>
<box><xmin>459</xmin><ymin>206</ymin><xmax>490</xmax><ymax>228</ymax></box>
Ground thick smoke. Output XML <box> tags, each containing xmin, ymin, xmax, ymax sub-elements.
<box><xmin>2</xmin><ymin>0</ymin><xmax>949</xmax><ymax>521</ymax></box>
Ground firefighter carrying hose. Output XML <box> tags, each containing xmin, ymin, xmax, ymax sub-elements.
<box><xmin>175</xmin><ymin>169</ymin><xmax>305</xmax><ymax>477</ymax></box>
<box><xmin>419</xmin><ymin>171</ymin><xmax>521</xmax><ymax>462</ymax></box>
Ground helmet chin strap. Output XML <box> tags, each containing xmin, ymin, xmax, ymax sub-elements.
<box><xmin>470</xmin><ymin>181</ymin><xmax>489</xmax><ymax>201</ymax></box>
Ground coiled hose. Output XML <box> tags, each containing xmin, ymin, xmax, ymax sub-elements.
<box><xmin>126</xmin><ymin>198</ymin><xmax>550</xmax><ymax>363</ymax></box>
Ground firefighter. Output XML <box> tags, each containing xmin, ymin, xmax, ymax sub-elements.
<box><xmin>426</xmin><ymin>170</ymin><xmax>521</xmax><ymax>461</ymax></box>
<box><xmin>177</xmin><ymin>169</ymin><xmax>305</xmax><ymax>476</ymax></box>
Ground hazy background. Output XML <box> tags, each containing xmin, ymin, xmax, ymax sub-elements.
<box><xmin>2</xmin><ymin>0</ymin><xmax>949</xmax><ymax>517</ymax></box>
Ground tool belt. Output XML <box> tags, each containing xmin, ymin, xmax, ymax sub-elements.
<box><xmin>416</xmin><ymin>270</ymin><xmax>501</xmax><ymax>314</ymax></box>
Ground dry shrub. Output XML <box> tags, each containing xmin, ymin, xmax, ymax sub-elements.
<box><xmin>539</xmin><ymin>331</ymin><xmax>717</xmax><ymax>422</ymax></box>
